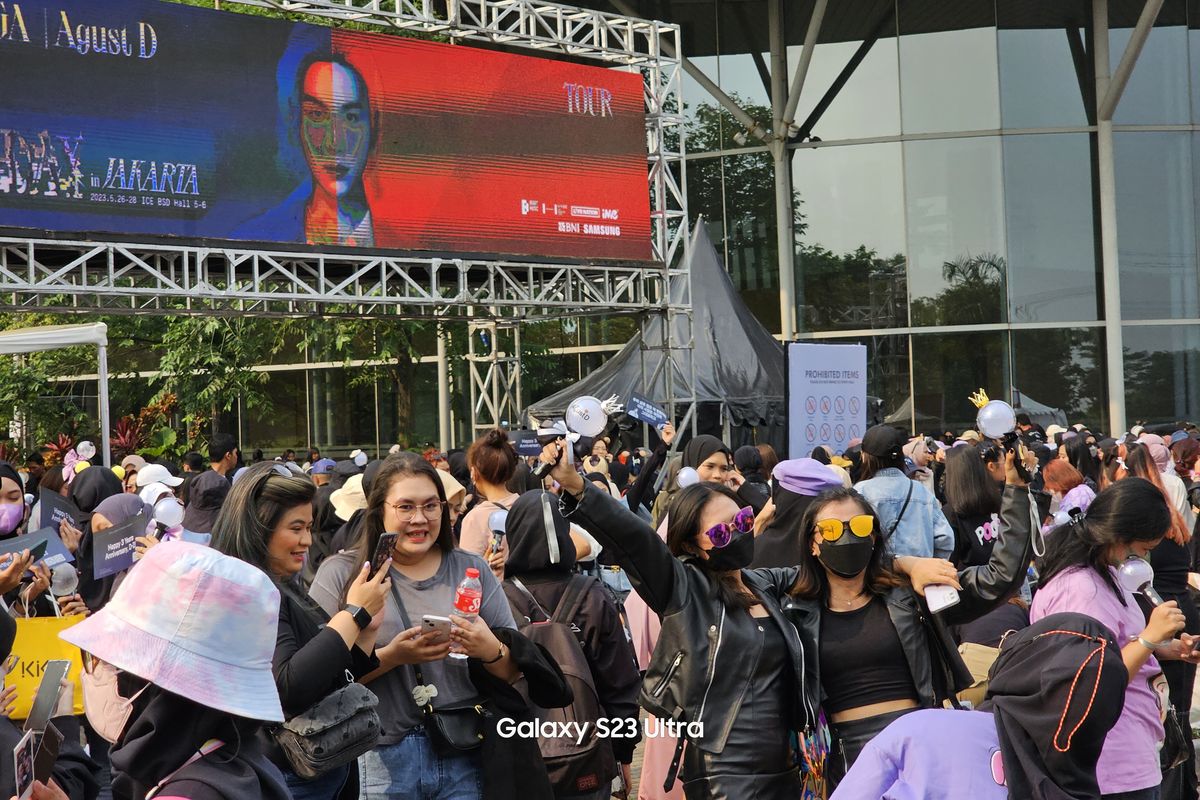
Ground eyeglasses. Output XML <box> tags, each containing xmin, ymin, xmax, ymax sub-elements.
<box><xmin>386</xmin><ymin>500</ymin><xmax>445</xmax><ymax>521</ymax></box>
<box><xmin>814</xmin><ymin>515</ymin><xmax>875</xmax><ymax>542</ymax></box>
<box><xmin>82</xmin><ymin>651</ymin><xmax>104</xmax><ymax>676</ymax></box>
<box><xmin>703</xmin><ymin>506</ymin><xmax>754</xmax><ymax>548</ymax></box>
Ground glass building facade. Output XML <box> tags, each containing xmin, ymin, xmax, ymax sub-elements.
<box><xmin>603</xmin><ymin>0</ymin><xmax>1200</xmax><ymax>434</ymax></box>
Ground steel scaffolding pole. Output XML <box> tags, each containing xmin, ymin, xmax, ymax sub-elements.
<box><xmin>770</xmin><ymin>0</ymin><xmax>796</xmax><ymax>340</ymax></box>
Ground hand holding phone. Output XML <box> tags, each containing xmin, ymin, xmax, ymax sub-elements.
<box><xmin>421</xmin><ymin>614</ymin><xmax>452</xmax><ymax>644</ymax></box>
<box><xmin>925</xmin><ymin>584</ymin><xmax>961</xmax><ymax>614</ymax></box>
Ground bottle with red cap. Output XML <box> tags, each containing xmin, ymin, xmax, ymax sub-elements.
<box><xmin>450</xmin><ymin>567</ymin><xmax>482</xmax><ymax>660</ymax></box>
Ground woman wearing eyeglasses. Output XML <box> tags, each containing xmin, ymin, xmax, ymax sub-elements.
<box><xmin>783</xmin><ymin>451</ymin><xmax>1034</xmax><ymax>791</ymax></box>
<box><xmin>309</xmin><ymin>453</ymin><xmax>531</xmax><ymax>800</ymax></box>
<box><xmin>539</xmin><ymin>442</ymin><xmax>812</xmax><ymax>799</ymax></box>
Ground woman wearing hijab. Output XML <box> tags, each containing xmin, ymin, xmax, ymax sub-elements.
<box><xmin>733</xmin><ymin>446</ymin><xmax>769</xmax><ymax>511</ymax></box>
<box><xmin>0</xmin><ymin>462</ymin><xmax>42</xmax><ymax>608</ymax></box>
<box><xmin>831</xmin><ymin>613</ymin><xmax>1129</xmax><ymax>799</ymax></box>
<box><xmin>70</xmin><ymin>467</ymin><xmax>124</xmax><ymax>613</ymax></box>
<box><xmin>59</xmin><ymin>541</ymin><xmax>292</xmax><ymax>800</ymax></box>
<box><xmin>500</xmin><ymin>490</ymin><xmax>641</xmax><ymax>800</ymax></box>
<box><xmin>751</xmin><ymin>459</ymin><xmax>844</xmax><ymax>569</ymax></box>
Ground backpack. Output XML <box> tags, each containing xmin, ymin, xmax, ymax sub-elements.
<box><xmin>504</xmin><ymin>574</ymin><xmax>617</xmax><ymax>796</ymax></box>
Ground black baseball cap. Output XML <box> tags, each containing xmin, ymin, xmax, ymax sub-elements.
<box><xmin>861</xmin><ymin>425</ymin><xmax>906</xmax><ymax>459</ymax></box>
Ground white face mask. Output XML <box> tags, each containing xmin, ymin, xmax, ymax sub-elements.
<box><xmin>81</xmin><ymin>658</ymin><xmax>149</xmax><ymax>744</ymax></box>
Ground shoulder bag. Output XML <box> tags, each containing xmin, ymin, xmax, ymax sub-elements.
<box><xmin>270</xmin><ymin>588</ymin><xmax>382</xmax><ymax>779</ymax></box>
<box><xmin>390</xmin><ymin>580</ymin><xmax>491</xmax><ymax>755</ymax></box>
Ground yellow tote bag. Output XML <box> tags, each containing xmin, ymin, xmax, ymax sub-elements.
<box><xmin>8</xmin><ymin>615</ymin><xmax>86</xmax><ymax>719</ymax></box>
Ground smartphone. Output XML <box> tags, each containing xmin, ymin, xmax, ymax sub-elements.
<box><xmin>32</xmin><ymin>721</ymin><xmax>61</xmax><ymax>785</ymax></box>
<box><xmin>370</xmin><ymin>533</ymin><xmax>398</xmax><ymax>578</ymax></box>
<box><xmin>421</xmin><ymin>614</ymin><xmax>452</xmax><ymax>644</ymax></box>
<box><xmin>13</xmin><ymin>729</ymin><xmax>34</xmax><ymax>800</ymax></box>
<box><xmin>24</xmin><ymin>660</ymin><xmax>70</xmax><ymax>734</ymax></box>
<box><xmin>926</xmin><ymin>584</ymin><xmax>961</xmax><ymax>614</ymax></box>
<box><xmin>26</xmin><ymin>540</ymin><xmax>48</xmax><ymax>565</ymax></box>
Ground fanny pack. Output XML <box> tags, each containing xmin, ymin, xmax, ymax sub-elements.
<box><xmin>390</xmin><ymin>581</ymin><xmax>491</xmax><ymax>754</ymax></box>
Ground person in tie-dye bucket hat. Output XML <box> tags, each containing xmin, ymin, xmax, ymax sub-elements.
<box><xmin>59</xmin><ymin>540</ymin><xmax>291</xmax><ymax>800</ymax></box>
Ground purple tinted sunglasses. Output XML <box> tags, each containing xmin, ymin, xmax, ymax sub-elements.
<box><xmin>704</xmin><ymin>506</ymin><xmax>755</xmax><ymax>548</ymax></box>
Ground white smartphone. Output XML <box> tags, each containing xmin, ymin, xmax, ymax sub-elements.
<box><xmin>925</xmin><ymin>584</ymin><xmax>961</xmax><ymax>614</ymax></box>
<box><xmin>421</xmin><ymin>614</ymin><xmax>452</xmax><ymax>643</ymax></box>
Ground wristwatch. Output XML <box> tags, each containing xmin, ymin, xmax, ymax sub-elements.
<box><xmin>345</xmin><ymin>605</ymin><xmax>372</xmax><ymax>631</ymax></box>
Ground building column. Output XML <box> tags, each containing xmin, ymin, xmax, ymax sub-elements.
<box><xmin>437</xmin><ymin>325</ymin><xmax>452</xmax><ymax>450</ymax></box>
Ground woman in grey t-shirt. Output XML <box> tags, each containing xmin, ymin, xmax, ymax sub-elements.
<box><xmin>310</xmin><ymin>453</ymin><xmax>518</xmax><ymax>800</ymax></box>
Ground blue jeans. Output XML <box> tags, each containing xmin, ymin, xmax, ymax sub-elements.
<box><xmin>359</xmin><ymin>729</ymin><xmax>481</xmax><ymax>800</ymax></box>
<box><xmin>284</xmin><ymin>763</ymin><xmax>349</xmax><ymax>800</ymax></box>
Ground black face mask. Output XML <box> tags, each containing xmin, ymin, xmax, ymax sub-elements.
<box><xmin>817</xmin><ymin>536</ymin><xmax>875</xmax><ymax>578</ymax></box>
<box><xmin>702</xmin><ymin>530</ymin><xmax>755</xmax><ymax>572</ymax></box>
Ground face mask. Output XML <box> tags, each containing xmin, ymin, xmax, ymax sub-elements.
<box><xmin>702</xmin><ymin>529</ymin><xmax>755</xmax><ymax>572</ymax></box>
<box><xmin>0</xmin><ymin>502</ymin><xmax>23</xmax><ymax>535</ymax></box>
<box><xmin>81</xmin><ymin>659</ymin><xmax>149</xmax><ymax>744</ymax></box>
<box><xmin>818</xmin><ymin>536</ymin><xmax>876</xmax><ymax>579</ymax></box>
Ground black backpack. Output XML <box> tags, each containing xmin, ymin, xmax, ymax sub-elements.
<box><xmin>504</xmin><ymin>575</ymin><xmax>617</xmax><ymax>796</ymax></box>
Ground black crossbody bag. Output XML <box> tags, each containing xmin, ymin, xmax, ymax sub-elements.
<box><xmin>389</xmin><ymin>581</ymin><xmax>491</xmax><ymax>754</ymax></box>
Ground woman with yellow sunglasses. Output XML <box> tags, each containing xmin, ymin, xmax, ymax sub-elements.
<box><xmin>783</xmin><ymin>450</ymin><xmax>1035</xmax><ymax>792</ymax></box>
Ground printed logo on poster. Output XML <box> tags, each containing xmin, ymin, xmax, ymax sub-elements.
<box><xmin>805</xmin><ymin>424</ymin><xmax>817</xmax><ymax>442</ymax></box>
<box><xmin>834</xmin><ymin>396</ymin><xmax>846</xmax><ymax>414</ymax></box>
<box><xmin>820</xmin><ymin>397</ymin><xmax>831</xmax><ymax>415</ymax></box>
<box><xmin>805</xmin><ymin>396</ymin><xmax>817</xmax><ymax>415</ymax></box>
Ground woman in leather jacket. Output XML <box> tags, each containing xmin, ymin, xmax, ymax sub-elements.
<box><xmin>782</xmin><ymin>451</ymin><xmax>1033</xmax><ymax>790</ymax></box>
<box><xmin>541</xmin><ymin>442</ymin><xmax>812</xmax><ymax>800</ymax></box>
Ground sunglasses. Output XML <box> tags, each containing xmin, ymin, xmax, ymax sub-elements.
<box><xmin>703</xmin><ymin>506</ymin><xmax>755</xmax><ymax>548</ymax></box>
<box><xmin>815</xmin><ymin>515</ymin><xmax>875</xmax><ymax>542</ymax></box>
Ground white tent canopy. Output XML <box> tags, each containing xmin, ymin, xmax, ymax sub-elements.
<box><xmin>0</xmin><ymin>323</ymin><xmax>111</xmax><ymax>467</ymax></box>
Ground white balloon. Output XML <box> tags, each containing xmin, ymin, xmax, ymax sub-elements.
<box><xmin>76</xmin><ymin>441</ymin><xmax>96</xmax><ymax>461</ymax></box>
<box><xmin>676</xmin><ymin>467</ymin><xmax>700</xmax><ymax>488</ymax></box>
<box><xmin>975</xmin><ymin>400</ymin><xmax>1017</xmax><ymax>440</ymax></box>
<box><xmin>565</xmin><ymin>395</ymin><xmax>608</xmax><ymax>438</ymax></box>
<box><xmin>154</xmin><ymin>497</ymin><xmax>184</xmax><ymax>529</ymax></box>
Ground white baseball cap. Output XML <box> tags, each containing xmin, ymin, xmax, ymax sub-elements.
<box><xmin>135</xmin><ymin>462</ymin><xmax>183</xmax><ymax>488</ymax></box>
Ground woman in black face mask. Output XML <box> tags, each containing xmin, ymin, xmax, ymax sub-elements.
<box><xmin>782</xmin><ymin>451</ymin><xmax>1036</xmax><ymax>792</ymax></box>
<box><xmin>538</xmin><ymin>441</ymin><xmax>813</xmax><ymax>799</ymax></box>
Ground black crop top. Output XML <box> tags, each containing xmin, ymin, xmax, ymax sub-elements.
<box><xmin>819</xmin><ymin>595</ymin><xmax>919</xmax><ymax>714</ymax></box>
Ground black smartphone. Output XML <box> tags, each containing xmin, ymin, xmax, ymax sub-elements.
<box><xmin>32</xmin><ymin>721</ymin><xmax>61</xmax><ymax>786</ymax></box>
<box><xmin>370</xmin><ymin>533</ymin><xmax>398</xmax><ymax>578</ymax></box>
<box><xmin>27</xmin><ymin>540</ymin><xmax>48</xmax><ymax>564</ymax></box>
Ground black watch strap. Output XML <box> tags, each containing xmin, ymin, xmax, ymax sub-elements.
<box><xmin>345</xmin><ymin>605</ymin><xmax>372</xmax><ymax>630</ymax></box>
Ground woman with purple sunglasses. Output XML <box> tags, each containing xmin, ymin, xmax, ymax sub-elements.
<box><xmin>539</xmin><ymin>441</ymin><xmax>811</xmax><ymax>799</ymax></box>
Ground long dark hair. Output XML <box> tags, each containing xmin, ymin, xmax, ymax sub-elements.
<box><xmin>1039</xmin><ymin>477</ymin><xmax>1171</xmax><ymax>604</ymax></box>
<box><xmin>344</xmin><ymin>453</ymin><xmax>453</xmax><ymax>599</ymax></box>
<box><xmin>858</xmin><ymin>451</ymin><xmax>904</xmax><ymax>482</ymax></box>
<box><xmin>666</xmin><ymin>483</ymin><xmax>757</xmax><ymax>610</ymax></box>
<box><xmin>943</xmin><ymin>445</ymin><xmax>1001</xmax><ymax>518</ymax></box>
<box><xmin>1064</xmin><ymin>436</ymin><xmax>1100</xmax><ymax>486</ymax></box>
<box><xmin>789</xmin><ymin>487</ymin><xmax>902</xmax><ymax>602</ymax></box>
<box><xmin>212</xmin><ymin>463</ymin><xmax>316</xmax><ymax>577</ymax></box>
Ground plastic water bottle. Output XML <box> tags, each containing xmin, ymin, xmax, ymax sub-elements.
<box><xmin>450</xmin><ymin>568</ymin><xmax>483</xmax><ymax>660</ymax></box>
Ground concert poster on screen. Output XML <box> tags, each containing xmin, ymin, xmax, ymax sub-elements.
<box><xmin>0</xmin><ymin>0</ymin><xmax>653</xmax><ymax>261</ymax></box>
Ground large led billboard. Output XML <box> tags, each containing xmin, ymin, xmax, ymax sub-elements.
<box><xmin>0</xmin><ymin>0</ymin><xmax>653</xmax><ymax>261</ymax></box>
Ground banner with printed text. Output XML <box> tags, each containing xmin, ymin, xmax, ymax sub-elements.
<box><xmin>787</xmin><ymin>342</ymin><xmax>867</xmax><ymax>457</ymax></box>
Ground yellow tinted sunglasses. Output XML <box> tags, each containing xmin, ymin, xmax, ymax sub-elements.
<box><xmin>815</xmin><ymin>515</ymin><xmax>875</xmax><ymax>542</ymax></box>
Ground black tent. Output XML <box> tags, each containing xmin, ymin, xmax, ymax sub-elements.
<box><xmin>525</xmin><ymin>225</ymin><xmax>786</xmax><ymax>452</ymax></box>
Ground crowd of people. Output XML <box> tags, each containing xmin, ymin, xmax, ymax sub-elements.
<box><xmin>0</xmin><ymin>411</ymin><xmax>1199</xmax><ymax>800</ymax></box>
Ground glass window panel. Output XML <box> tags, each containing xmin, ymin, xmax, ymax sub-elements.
<box><xmin>1110</xmin><ymin>0</ymin><xmax>1189</xmax><ymax>125</ymax></box>
<box><xmin>1113</xmin><ymin>132</ymin><xmax>1199</xmax><ymax>319</ymax></box>
<box><xmin>309</xmin><ymin>368</ymin><xmax>377</xmax><ymax>450</ymax></box>
<box><xmin>794</xmin><ymin>142</ymin><xmax>907</xmax><ymax>331</ymax></box>
<box><xmin>243</xmin><ymin>370</ymin><xmax>308</xmax><ymax>452</ymax></box>
<box><xmin>682</xmin><ymin>55</ymin><xmax>723</xmax><ymax>147</ymax></box>
<box><xmin>823</xmin><ymin>334</ymin><xmax>911</xmax><ymax>432</ymax></box>
<box><xmin>899</xmin><ymin>2</ymin><xmax>999</xmax><ymax>134</ymax></box>
<box><xmin>787</xmin><ymin>36</ymin><xmax>901</xmax><ymax>141</ymax></box>
<box><xmin>1003</xmin><ymin>133</ymin><xmax>1099</xmax><ymax>322</ymax></box>
<box><xmin>1011</xmin><ymin>329</ymin><xmax>1107</xmax><ymax>431</ymax></box>
<box><xmin>911</xmin><ymin>331</ymin><xmax>1010</xmax><ymax>436</ymax></box>
<box><xmin>1123</xmin><ymin>324</ymin><xmax>1200</xmax><ymax>423</ymax></box>
<box><xmin>904</xmin><ymin>137</ymin><xmax>1007</xmax><ymax>326</ymax></box>
<box><xmin>998</xmin><ymin>2</ymin><xmax>1092</xmax><ymax>128</ymax></box>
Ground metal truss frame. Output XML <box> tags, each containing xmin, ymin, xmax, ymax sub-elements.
<box><xmin>0</xmin><ymin>0</ymin><xmax>694</xmax><ymax>431</ymax></box>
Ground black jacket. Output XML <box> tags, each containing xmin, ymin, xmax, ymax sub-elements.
<box><xmin>558</xmin><ymin>485</ymin><xmax>816</xmax><ymax>755</ymax></box>
<box><xmin>783</xmin><ymin>485</ymin><xmax>1034</xmax><ymax>713</ymax></box>
<box><xmin>263</xmin><ymin>586</ymin><xmax>379</xmax><ymax>798</ymax></box>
